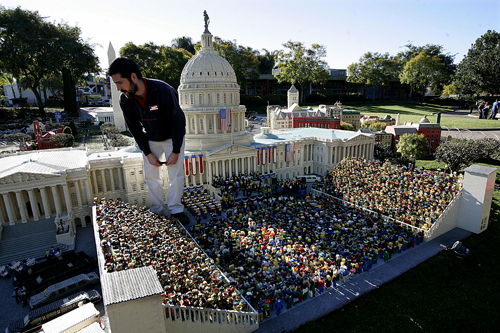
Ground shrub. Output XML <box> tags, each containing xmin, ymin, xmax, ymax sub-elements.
<box><xmin>340</xmin><ymin>121</ymin><xmax>354</xmax><ymax>131</ymax></box>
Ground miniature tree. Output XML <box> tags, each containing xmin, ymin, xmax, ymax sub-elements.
<box><xmin>396</xmin><ymin>133</ymin><xmax>428</xmax><ymax>164</ymax></box>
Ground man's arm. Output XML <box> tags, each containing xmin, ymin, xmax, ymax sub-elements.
<box><xmin>120</xmin><ymin>96</ymin><xmax>153</xmax><ymax>156</ymax></box>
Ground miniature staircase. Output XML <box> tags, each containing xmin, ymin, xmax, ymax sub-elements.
<box><xmin>0</xmin><ymin>218</ymin><xmax>60</xmax><ymax>265</ymax></box>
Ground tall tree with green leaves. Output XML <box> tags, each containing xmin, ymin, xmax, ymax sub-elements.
<box><xmin>347</xmin><ymin>52</ymin><xmax>398</xmax><ymax>101</ymax></box>
<box><xmin>396</xmin><ymin>133</ymin><xmax>429</xmax><ymax>164</ymax></box>
<box><xmin>274</xmin><ymin>41</ymin><xmax>330</xmax><ymax>103</ymax></box>
<box><xmin>171</xmin><ymin>36</ymin><xmax>196</xmax><ymax>55</ymax></box>
<box><xmin>212</xmin><ymin>37</ymin><xmax>260</xmax><ymax>88</ymax></box>
<box><xmin>0</xmin><ymin>72</ymin><xmax>17</xmax><ymax>99</ymax></box>
<box><xmin>399</xmin><ymin>52</ymin><xmax>446</xmax><ymax>101</ymax></box>
<box><xmin>455</xmin><ymin>30</ymin><xmax>500</xmax><ymax>96</ymax></box>
<box><xmin>257</xmin><ymin>49</ymin><xmax>279</xmax><ymax>74</ymax></box>
<box><xmin>0</xmin><ymin>7</ymin><xmax>99</xmax><ymax>112</ymax></box>
<box><xmin>120</xmin><ymin>42</ymin><xmax>193</xmax><ymax>89</ymax></box>
<box><xmin>397</xmin><ymin>43</ymin><xmax>456</xmax><ymax>91</ymax></box>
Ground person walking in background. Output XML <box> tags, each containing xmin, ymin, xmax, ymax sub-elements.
<box><xmin>478</xmin><ymin>102</ymin><xmax>485</xmax><ymax>119</ymax></box>
<box><xmin>107</xmin><ymin>57</ymin><xmax>189</xmax><ymax>225</ymax></box>
<box><xmin>489</xmin><ymin>99</ymin><xmax>499</xmax><ymax>119</ymax></box>
<box><xmin>483</xmin><ymin>102</ymin><xmax>490</xmax><ymax>119</ymax></box>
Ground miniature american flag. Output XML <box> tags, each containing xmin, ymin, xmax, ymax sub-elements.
<box><xmin>285</xmin><ymin>142</ymin><xmax>295</xmax><ymax>162</ymax></box>
<box><xmin>220</xmin><ymin>108</ymin><xmax>231</xmax><ymax>131</ymax></box>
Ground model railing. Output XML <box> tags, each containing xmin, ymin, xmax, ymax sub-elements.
<box><xmin>424</xmin><ymin>189</ymin><xmax>463</xmax><ymax>238</ymax></box>
<box><xmin>165</xmin><ymin>304</ymin><xmax>258</xmax><ymax>325</ymax></box>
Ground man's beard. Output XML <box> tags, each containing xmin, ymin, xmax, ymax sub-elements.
<box><xmin>122</xmin><ymin>80</ymin><xmax>138</xmax><ymax>99</ymax></box>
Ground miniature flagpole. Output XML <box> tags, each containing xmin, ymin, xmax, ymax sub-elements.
<box><xmin>230</xmin><ymin>123</ymin><xmax>233</xmax><ymax>144</ymax></box>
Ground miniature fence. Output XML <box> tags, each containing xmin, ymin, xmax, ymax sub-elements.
<box><xmin>424</xmin><ymin>189</ymin><xmax>463</xmax><ymax>239</ymax></box>
<box><xmin>164</xmin><ymin>304</ymin><xmax>259</xmax><ymax>333</ymax></box>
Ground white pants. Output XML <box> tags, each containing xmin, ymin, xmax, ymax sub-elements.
<box><xmin>142</xmin><ymin>139</ymin><xmax>185</xmax><ymax>215</ymax></box>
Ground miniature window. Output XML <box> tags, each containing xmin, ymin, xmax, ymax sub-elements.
<box><xmin>71</xmin><ymin>193</ymin><xmax>77</xmax><ymax>206</ymax></box>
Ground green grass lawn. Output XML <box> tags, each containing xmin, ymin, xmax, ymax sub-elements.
<box><xmin>345</xmin><ymin>103</ymin><xmax>500</xmax><ymax>130</ymax></box>
<box><xmin>295</xmin><ymin>159</ymin><xmax>500</xmax><ymax>333</ymax></box>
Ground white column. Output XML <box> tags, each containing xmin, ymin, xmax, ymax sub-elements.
<box><xmin>27</xmin><ymin>189</ymin><xmax>39</xmax><ymax>221</ymax></box>
<box><xmin>193</xmin><ymin>115</ymin><xmax>198</xmax><ymax>134</ymax></box>
<box><xmin>74</xmin><ymin>180</ymin><xmax>83</xmax><ymax>207</ymax></box>
<box><xmin>40</xmin><ymin>187</ymin><xmax>51</xmax><ymax>219</ymax></box>
<box><xmin>91</xmin><ymin>170</ymin><xmax>98</xmax><ymax>194</ymax></box>
<box><xmin>109</xmin><ymin>168</ymin><xmax>116</xmax><ymax>192</ymax></box>
<box><xmin>213</xmin><ymin>114</ymin><xmax>217</xmax><ymax>134</ymax></box>
<box><xmin>15</xmin><ymin>191</ymin><xmax>28</xmax><ymax>223</ymax></box>
<box><xmin>62</xmin><ymin>184</ymin><xmax>72</xmax><ymax>213</ymax></box>
<box><xmin>204</xmin><ymin>115</ymin><xmax>208</xmax><ymax>135</ymax></box>
<box><xmin>118</xmin><ymin>168</ymin><xmax>124</xmax><ymax>190</ymax></box>
<box><xmin>84</xmin><ymin>179</ymin><xmax>93</xmax><ymax>205</ymax></box>
<box><xmin>100</xmin><ymin>170</ymin><xmax>107</xmax><ymax>193</ymax></box>
<box><xmin>3</xmin><ymin>193</ymin><xmax>16</xmax><ymax>225</ymax></box>
<box><xmin>51</xmin><ymin>185</ymin><xmax>62</xmax><ymax>216</ymax></box>
<box><xmin>185</xmin><ymin>115</ymin><xmax>190</xmax><ymax>135</ymax></box>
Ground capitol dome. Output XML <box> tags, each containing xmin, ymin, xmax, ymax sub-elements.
<box><xmin>179</xmin><ymin>36</ymin><xmax>237</xmax><ymax>86</ymax></box>
<box><xmin>178</xmin><ymin>18</ymin><xmax>253</xmax><ymax>152</ymax></box>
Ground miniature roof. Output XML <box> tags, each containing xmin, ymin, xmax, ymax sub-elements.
<box><xmin>87</xmin><ymin>145</ymin><xmax>143</xmax><ymax>161</ymax></box>
<box><xmin>386</xmin><ymin>125</ymin><xmax>417</xmax><ymax>135</ymax></box>
<box><xmin>0</xmin><ymin>148</ymin><xmax>88</xmax><ymax>179</ymax></box>
<box><xmin>102</xmin><ymin>266</ymin><xmax>164</xmax><ymax>306</ymax></box>
<box><xmin>253</xmin><ymin>128</ymin><xmax>360</xmax><ymax>145</ymax></box>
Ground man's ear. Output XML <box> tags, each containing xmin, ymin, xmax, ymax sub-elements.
<box><xmin>130</xmin><ymin>72</ymin><xmax>138</xmax><ymax>83</ymax></box>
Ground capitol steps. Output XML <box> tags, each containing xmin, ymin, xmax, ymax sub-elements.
<box><xmin>0</xmin><ymin>219</ymin><xmax>62</xmax><ymax>266</ymax></box>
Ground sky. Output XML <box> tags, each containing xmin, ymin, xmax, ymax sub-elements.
<box><xmin>2</xmin><ymin>0</ymin><xmax>500</xmax><ymax>74</ymax></box>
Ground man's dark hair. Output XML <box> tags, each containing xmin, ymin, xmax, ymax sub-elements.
<box><xmin>107</xmin><ymin>57</ymin><xmax>143</xmax><ymax>80</ymax></box>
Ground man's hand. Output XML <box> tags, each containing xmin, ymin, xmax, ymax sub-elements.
<box><xmin>166</xmin><ymin>153</ymin><xmax>179</xmax><ymax>165</ymax></box>
<box><xmin>146</xmin><ymin>153</ymin><xmax>161</xmax><ymax>167</ymax></box>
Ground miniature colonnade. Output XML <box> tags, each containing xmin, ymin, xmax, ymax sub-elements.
<box><xmin>0</xmin><ymin>179</ymin><xmax>93</xmax><ymax>225</ymax></box>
